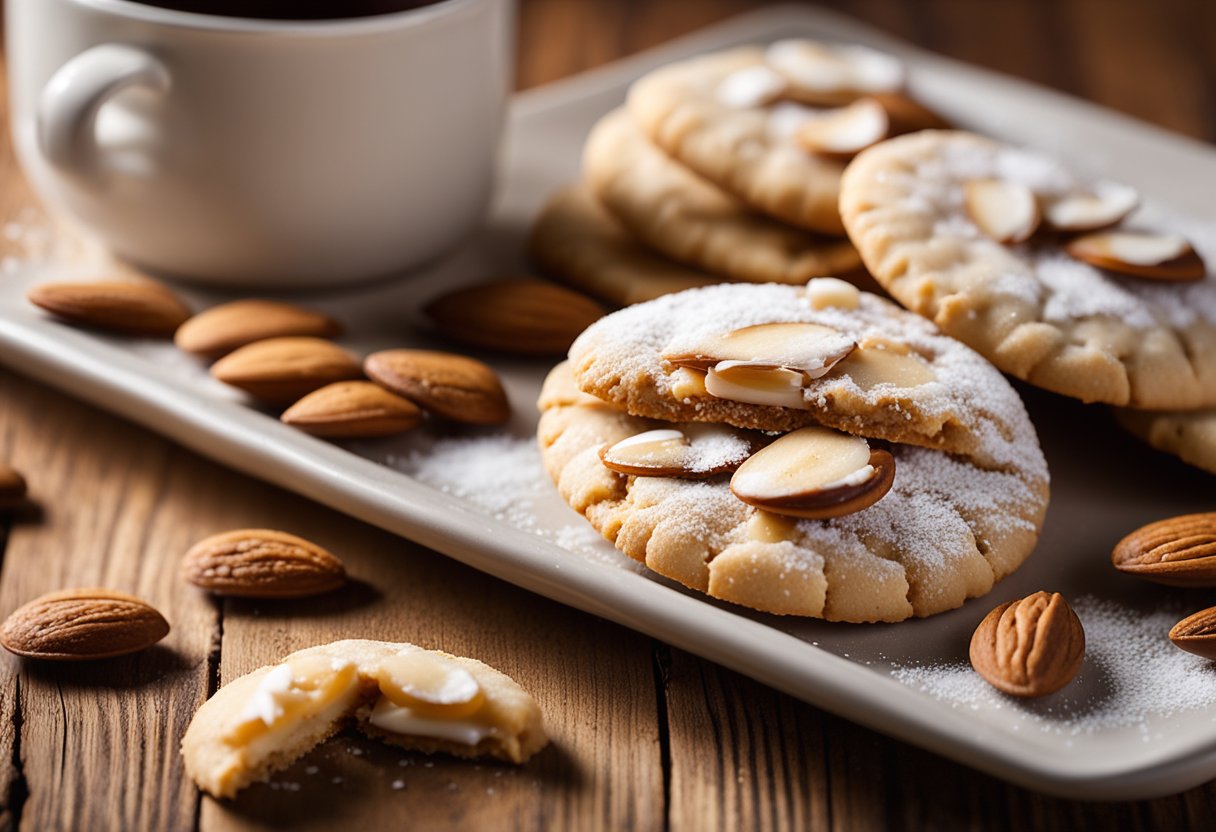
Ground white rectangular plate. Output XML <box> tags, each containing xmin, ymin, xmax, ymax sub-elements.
<box><xmin>3</xmin><ymin>4</ymin><xmax>1216</xmax><ymax>800</ymax></box>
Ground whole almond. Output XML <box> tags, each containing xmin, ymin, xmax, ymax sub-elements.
<box><xmin>175</xmin><ymin>299</ymin><xmax>342</xmax><ymax>359</ymax></box>
<box><xmin>1112</xmin><ymin>512</ymin><xmax>1216</xmax><ymax>587</ymax></box>
<box><xmin>1169</xmin><ymin>606</ymin><xmax>1216</xmax><ymax>660</ymax></box>
<box><xmin>27</xmin><ymin>280</ymin><xmax>191</xmax><ymax>336</ymax></box>
<box><xmin>0</xmin><ymin>462</ymin><xmax>27</xmax><ymax>508</ymax></box>
<box><xmin>281</xmin><ymin>381</ymin><xmax>423</xmax><ymax>438</ymax></box>
<box><xmin>0</xmin><ymin>588</ymin><xmax>170</xmax><ymax>660</ymax></box>
<box><xmin>211</xmin><ymin>336</ymin><xmax>362</xmax><ymax>404</ymax></box>
<box><xmin>423</xmin><ymin>279</ymin><xmax>606</xmax><ymax>355</ymax></box>
<box><xmin>364</xmin><ymin>349</ymin><xmax>510</xmax><ymax>424</ymax></box>
<box><xmin>969</xmin><ymin>591</ymin><xmax>1085</xmax><ymax>698</ymax></box>
<box><xmin>182</xmin><ymin>529</ymin><xmax>346</xmax><ymax>598</ymax></box>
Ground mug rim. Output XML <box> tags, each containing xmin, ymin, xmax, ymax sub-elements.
<box><xmin>70</xmin><ymin>0</ymin><xmax>480</xmax><ymax>36</ymax></box>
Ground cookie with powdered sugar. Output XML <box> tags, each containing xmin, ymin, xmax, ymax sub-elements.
<box><xmin>537</xmin><ymin>357</ymin><xmax>1048</xmax><ymax>622</ymax></box>
<box><xmin>568</xmin><ymin>280</ymin><xmax>1041</xmax><ymax>471</ymax></box>
<box><xmin>839</xmin><ymin>130</ymin><xmax>1216</xmax><ymax>408</ymax></box>
<box><xmin>583</xmin><ymin>108</ymin><xmax>862</xmax><ymax>285</ymax></box>
<box><xmin>530</xmin><ymin>184</ymin><xmax>721</xmax><ymax>307</ymax></box>
<box><xmin>1116</xmin><ymin>408</ymin><xmax>1216</xmax><ymax>476</ymax></box>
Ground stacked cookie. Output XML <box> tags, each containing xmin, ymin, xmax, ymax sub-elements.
<box><xmin>531</xmin><ymin>39</ymin><xmax>948</xmax><ymax>307</ymax></box>
<box><xmin>538</xmin><ymin>280</ymin><xmax>1049</xmax><ymax>622</ymax></box>
<box><xmin>839</xmin><ymin>130</ymin><xmax>1216</xmax><ymax>474</ymax></box>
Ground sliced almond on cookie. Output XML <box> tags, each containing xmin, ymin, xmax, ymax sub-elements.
<box><xmin>716</xmin><ymin>64</ymin><xmax>789</xmax><ymax>109</ymax></box>
<box><xmin>705</xmin><ymin>362</ymin><xmax>809</xmax><ymax>409</ymax></box>
<box><xmin>599</xmin><ymin>424</ymin><xmax>759</xmax><ymax>479</ymax></box>
<box><xmin>281</xmin><ymin>381</ymin><xmax>423</xmax><ymax>438</ymax></box>
<box><xmin>829</xmin><ymin>338</ymin><xmax>937</xmax><ymax>390</ymax></box>
<box><xmin>666</xmin><ymin>322</ymin><xmax>856</xmax><ymax>378</ymax></box>
<box><xmin>805</xmin><ymin>277</ymin><xmax>862</xmax><ymax>310</ymax></box>
<box><xmin>1042</xmin><ymin>182</ymin><xmax>1138</xmax><ymax>233</ymax></box>
<box><xmin>1064</xmin><ymin>231</ymin><xmax>1206</xmax><ymax>281</ymax></box>
<box><xmin>796</xmin><ymin>98</ymin><xmax>888</xmax><ymax>159</ymax></box>
<box><xmin>27</xmin><ymin>279</ymin><xmax>191</xmax><ymax>336</ymax></box>
<box><xmin>211</xmin><ymin>337</ymin><xmax>363</xmax><ymax>405</ymax></box>
<box><xmin>964</xmin><ymin>179</ymin><xmax>1040</xmax><ymax>244</ymax></box>
<box><xmin>766</xmin><ymin>40</ymin><xmax>904</xmax><ymax>105</ymax></box>
<box><xmin>730</xmin><ymin>426</ymin><xmax>895</xmax><ymax>519</ymax></box>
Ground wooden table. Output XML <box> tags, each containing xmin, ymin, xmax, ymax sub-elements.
<box><xmin>1</xmin><ymin>1</ymin><xmax>1214</xmax><ymax>829</ymax></box>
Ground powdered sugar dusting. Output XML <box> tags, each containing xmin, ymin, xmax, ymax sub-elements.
<box><xmin>892</xmin><ymin>597</ymin><xmax>1216</xmax><ymax>735</ymax></box>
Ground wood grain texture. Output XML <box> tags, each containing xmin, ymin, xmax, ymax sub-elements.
<box><xmin>0</xmin><ymin>1</ymin><xmax>1215</xmax><ymax>830</ymax></box>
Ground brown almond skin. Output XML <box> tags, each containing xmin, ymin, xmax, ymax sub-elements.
<box><xmin>364</xmin><ymin>349</ymin><xmax>510</xmax><ymax>425</ymax></box>
<box><xmin>1111</xmin><ymin>512</ymin><xmax>1216</xmax><ymax>587</ymax></box>
<box><xmin>210</xmin><ymin>336</ymin><xmax>362</xmax><ymax>405</ymax></box>
<box><xmin>1064</xmin><ymin>236</ymin><xmax>1206</xmax><ymax>282</ymax></box>
<box><xmin>0</xmin><ymin>463</ymin><xmax>27</xmax><ymax>509</ymax></box>
<box><xmin>281</xmin><ymin>381</ymin><xmax>423</xmax><ymax>438</ymax></box>
<box><xmin>969</xmin><ymin>591</ymin><xmax>1085</xmax><ymax>698</ymax></box>
<box><xmin>0</xmin><ymin>588</ymin><xmax>170</xmax><ymax>660</ymax></box>
<box><xmin>27</xmin><ymin>280</ymin><xmax>191</xmax><ymax>336</ymax></box>
<box><xmin>175</xmin><ymin>299</ymin><xmax>342</xmax><ymax>359</ymax></box>
<box><xmin>423</xmin><ymin>278</ymin><xmax>606</xmax><ymax>356</ymax></box>
<box><xmin>731</xmin><ymin>449</ymin><xmax>895</xmax><ymax>520</ymax></box>
<box><xmin>1169</xmin><ymin>607</ymin><xmax>1216</xmax><ymax>660</ymax></box>
<box><xmin>182</xmin><ymin>529</ymin><xmax>346</xmax><ymax>598</ymax></box>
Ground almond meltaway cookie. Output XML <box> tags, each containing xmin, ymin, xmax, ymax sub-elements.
<box><xmin>530</xmin><ymin>184</ymin><xmax>720</xmax><ymax>306</ymax></box>
<box><xmin>584</xmin><ymin>109</ymin><xmax>862</xmax><ymax>285</ymax></box>
<box><xmin>1116</xmin><ymin>408</ymin><xmax>1216</xmax><ymax>475</ymax></box>
<box><xmin>568</xmin><ymin>281</ymin><xmax>1039</xmax><ymax>470</ymax></box>
<box><xmin>839</xmin><ymin>130</ymin><xmax>1216</xmax><ymax>408</ymax></box>
<box><xmin>627</xmin><ymin>41</ymin><xmax>938</xmax><ymax>236</ymax></box>
<box><xmin>538</xmin><ymin>358</ymin><xmax>1048</xmax><ymax>622</ymax></box>
<box><xmin>182</xmin><ymin>640</ymin><xmax>546</xmax><ymax>798</ymax></box>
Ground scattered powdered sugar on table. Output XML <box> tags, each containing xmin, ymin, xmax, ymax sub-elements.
<box><xmin>395</xmin><ymin>434</ymin><xmax>645</xmax><ymax>573</ymax></box>
<box><xmin>892</xmin><ymin>597</ymin><xmax>1216</xmax><ymax>736</ymax></box>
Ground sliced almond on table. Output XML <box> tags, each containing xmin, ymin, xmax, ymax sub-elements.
<box><xmin>969</xmin><ymin>591</ymin><xmax>1085</xmax><ymax>698</ymax></box>
<box><xmin>364</xmin><ymin>349</ymin><xmax>510</xmax><ymax>425</ymax></box>
<box><xmin>0</xmin><ymin>588</ymin><xmax>170</xmax><ymax>660</ymax></box>
<box><xmin>716</xmin><ymin>64</ymin><xmax>789</xmax><ymax>109</ymax></box>
<box><xmin>729</xmin><ymin>426</ymin><xmax>894</xmax><ymax>519</ymax></box>
<box><xmin>666</xmin><ymin>322</ymin><xmax>856</xmax><ymax>378</ymax></box>
<box><xmin>765</xmin><ymin>40</ymin><xmax>905</xmax><ymax>105</ymax></box>
<box><xmin>281</xmin><ymin>381</ymin><xmax>423</xmax><ymax>438</ymax></box>
<box><xmin>210</xmin><ymin>336</ymin><xmax>362</xmax><ymax>405</ymax></box>
<box><xmin>26</xmin><ymin>279</ymin><xmax>191</xmax><ymax>336</ymax></box>
<box><xmin>1064</xmin><ymin>231</ymin><xmax>1206</xmax><ymax>281</ymax></box>
<box><xmin>174</xmin><ymin>299</ymin><xmax>342</xmax><ymax>359</ymax></box>
<box><xmin>182</xmin><ymin>529</ymin><xmax>347</xmax><ymax>598</ymax></box>
<box><xmin>423</xmin><ymin>279</ymin><xmax>607</xmax><ymax>356</ymax></box>
<box><xmin>0</xmin><ymin>463</ymin><xmax>27</xmax><ymax>508</ymax></box>
<box><xmin>1042</xmin><ymin>182</ymin><xmax>1138</xmax><ymax>232</ymax></box>
<box><xmin>1111</xmin><ymin>512</ymin><xmax>1216</xmax><ymax>587</ymax></box>
<box><xmin>1169</xmin><ymin>607</ymin><xmax>1216</xmax><ymax>660</ymax></box>
<box><xmin>964</xmin><ymin>179</ymin><xmax>1040</xmax><ymax>244</ymax></box>
<box><xmin>599</xmin><ymin>424</ymin><xmax>760</xmax><ymax>479</ymax></box>
<box><xmin>796</xmin><ymin>98</ymin><xmax>889</xmax><ymax>159</ymax></box>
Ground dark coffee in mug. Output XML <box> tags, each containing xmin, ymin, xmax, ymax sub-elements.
<box><xmin>130</xmin><ymin>0</ymin><xmax>445</xmax><ymax>20</ymax></box>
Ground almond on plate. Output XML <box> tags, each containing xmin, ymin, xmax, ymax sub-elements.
<box><xmin>0</xmin><ymin>462</ymin><xmax>27</xmax><ymax>508</ymax></box>
<box><xmin>1065</xmin><ymin>230</ymin><xmax>1206</xmax><ymax>282</ymax></box>
<box><xmin>210</xmin><ymin>336</ymin><xmax>362</xmax><ymax>405</ymax></box>
<box><xmin>282</xmin><ymin>381</ymin><xmax>423</xmax><ymax>438</ymax></box>
<box><xmin>27</xmin><ymin>279</ymin><xmax>191</xmax><ymax>336</ymax></box>
<box><xmin>963</xmin><ymin>179</ymin><xmax>1040</xmax><ymax>244</ymax></box>
<box><xmin>969</xmin><ymin>591</ymin><xmax>1085</xmax><ymax>698</ymax></box>
<box><xmin>1111</xmin><ymin>512</ymin><xmax>1216</xmax><ymax>587</ymax></box>
<box><xmin>423</xmin><ymin>278</ymin><xmax>607</xmax><ymax>356</ymax></box>
<box><xmin>729</xmin><ymin>426</ymin><xmax>894</xmax><ymax>519</ymax></box>
<box><xmin>175</xmin><ymin>299</ymin><xmax>342</xmax><ymax>359</ymax></box>
<box><xmin>182</xmin><ymin>529</ymin><xmax>347</xmax><ymax>598</ymax></box>
<box><xmin>1169</xmin><ymin>606</ymin><xmax>1216</xmax><ymax>660</ymax></box>
<box><xmin>364</xmin><ymin>349</ymin><xmax>510</xmax><ymax>425</ymax></box>
<box><xmin>0</xmin><ymin>588</ymin><xmax>170</xmax><ymax>660</ymax></box>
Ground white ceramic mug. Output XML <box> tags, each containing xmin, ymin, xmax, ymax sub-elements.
<box><xmin>6</xmin><ymin>0</ymin><xmax>514</xmax><ymax>287</ymax></box>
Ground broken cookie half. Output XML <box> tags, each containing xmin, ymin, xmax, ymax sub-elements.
<box><xmin>181</xmin><ymin>639</ymin><xmax>546</xmax><ymax>799</ymax></box>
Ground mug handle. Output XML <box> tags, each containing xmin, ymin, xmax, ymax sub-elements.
<box><xmin>37</xmin><ymin>44</ymin><xmax>170</xmax><ymax>185</ymax></box>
